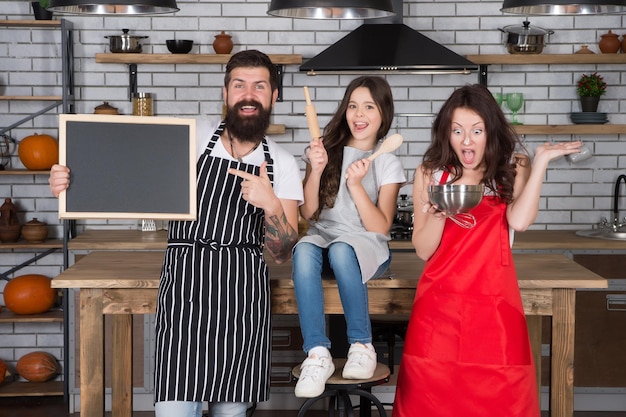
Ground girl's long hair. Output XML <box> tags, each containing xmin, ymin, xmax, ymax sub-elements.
<box><xmin>313</xmin><ymin>76</ymin><xmax>395</xmax><ymax>220</ymax></box>
<box><xmin>423</xmin><ymin>84</ymin><xmax>525</xmax><ymax>203</ymax></box>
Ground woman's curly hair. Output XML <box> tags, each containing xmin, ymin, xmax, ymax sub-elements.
<box><xmin>422</xmin><ymin>84</ymin><xmax>527</xmax><ymax>203</ymax></box>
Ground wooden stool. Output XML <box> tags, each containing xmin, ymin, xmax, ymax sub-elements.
<box><xmin>292</xmin><ymin>358</ymin><xmax>390</xmax><ymax>417</ymax></box>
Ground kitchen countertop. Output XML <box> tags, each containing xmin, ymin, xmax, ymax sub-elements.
<box><xmin>66</xmin><ymin>229</ymin><xmax>626</xmax><ymax>252</ymax></box>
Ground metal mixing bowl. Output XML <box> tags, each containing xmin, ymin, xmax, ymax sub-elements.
<box><xmin>428</xmin><ymin>184</ymin><xmax>484</xmax><ymax>214</ymax></box>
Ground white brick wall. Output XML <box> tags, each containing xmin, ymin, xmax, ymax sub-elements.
<box><xmin>2</xmin><ymin>0</ymin><xmax>626</xmax><ymax>404</ymax></box>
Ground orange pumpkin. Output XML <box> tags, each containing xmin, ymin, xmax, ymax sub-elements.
<box><xmin>18</xmin><ymin>133</ymin><xmax>59</xmax><ymax>170</ymax></box>
<box><xmin>0</xmin><ymin>358</ymin><xmax>9</xmax><ymax>384</ymax></box>
<box><xmin>16</xmin><ymin>351</ymin><xmax>60</xmax><ymax>382</ymax></box>
<box><xmin>3</xmin><ymin>274</ymin><xmax>56</xmax><ymax>315</ymax></box>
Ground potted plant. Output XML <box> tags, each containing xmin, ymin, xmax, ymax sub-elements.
<box><xmin>31</xmin><ymin>0</ymin><xmax>53</xmax><ymax>20</ymax></box>
<box><xmin>576</xmin><ymin>72</ymin><xmax>607</xmax><ymax>112</ymax></box>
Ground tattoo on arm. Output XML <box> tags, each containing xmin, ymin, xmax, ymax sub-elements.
<box><xmin>265</xmin><ymin>212</ymin><xmax>298</xmax><ymax>263</ymax></box>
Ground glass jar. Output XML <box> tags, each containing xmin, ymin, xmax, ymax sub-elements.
<box><xmin>132</xmin><ymin>92</ymin><xmax>153</xmax><ymax>116</ymax></box>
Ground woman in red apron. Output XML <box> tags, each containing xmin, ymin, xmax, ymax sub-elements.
<box><xmin>393</xmin><ymin>84</ymin><xmax>583</xmax><ymax>417</ymax></box>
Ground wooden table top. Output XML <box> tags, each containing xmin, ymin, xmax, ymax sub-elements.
<box><xmin>52</xmin><ymin>250</ymin><xmax>607</xmax><ymax>290</ymax></box>
<box><xmin>66</xmin><ymin>229</ymin><xmax>626</xmax><ymax>252</ymax></box>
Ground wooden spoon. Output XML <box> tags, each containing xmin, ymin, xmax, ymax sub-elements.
<box><xmin>345</xmin><ymin>134</ymin><xmax>404</xmax><ymax>179</ymax></box>
<box><xmin>367</xmin><ymin>133</ymin><xmax>404</xmax><ymax>161</ymax></box>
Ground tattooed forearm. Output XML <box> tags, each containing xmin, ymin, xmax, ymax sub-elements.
<box><xmin>265</xmin><ymin>212</ymin><xmax>298</xmax><ymax>263</ymax></box>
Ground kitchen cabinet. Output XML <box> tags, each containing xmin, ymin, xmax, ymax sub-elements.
<box><xmin>466</xmin><ymin>54</ymin><xmax>626</xmax><ymax>136</ymax></box>
<box><xmin>94</xmin><ymin>52</ymin><xmax>303</xmax><ymax>131</ymax></box>
<box><xmin>0</xmin><ymin>19</ymin><xmax>74</xmax><ymax>401</ymax></box>
<box><xmin>570</xmin><ymin>254</ymin><xmax>626</xmax><ymax>388</ymax></box>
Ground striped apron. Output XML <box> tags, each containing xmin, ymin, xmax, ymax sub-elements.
<box><xmin>154</xmin><ymin>122</ymin><xmax>273</xmax><ymax>403</ymax></box>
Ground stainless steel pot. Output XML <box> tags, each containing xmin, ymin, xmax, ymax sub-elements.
<box><xmin>498</xmin><ymin>21</ymin><xmax>554</xmax><ymax>54</ymax></box>
<box><xmin>395</xmin><ymin>205</ymin><xmax>414</xmax><ymax>227</ymax></box>
<box><xmin>105</xmin><ymin>29</ymin><xmax>148</xmax><ymax>53</ymax></box>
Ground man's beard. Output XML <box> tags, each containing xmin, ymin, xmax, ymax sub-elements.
<box><xmin>224</xmin><ymin>100</ymin><xmax>272</xmax><ymax>144</ymax></box>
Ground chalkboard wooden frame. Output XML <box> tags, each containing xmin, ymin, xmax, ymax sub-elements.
<box><xmin>58</xmin><ymin>114</ymin><xmax>197</xmax><ymax>220</ymax></box>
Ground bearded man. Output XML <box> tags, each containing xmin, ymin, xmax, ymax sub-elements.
<box><xmin>49</xmin><ymin>50</ymin><xmax>303</xmax><ymax>417</ymax></box>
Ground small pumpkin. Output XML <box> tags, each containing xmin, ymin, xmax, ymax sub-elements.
<box><xmin>0</xmin><ymin>358</ymin><xmax>10</xmax><ymax>384</ymax></box>
<box><xmin>3</xmin><ymin>274</ymin><xmax>56</xmax><ymax>315</ymax></box>
<box><xmin>16</xmin><ymin>351</ymin><xmax>60</xmax><ymax>382</ymax></box>
<box><xmin>18</xmin><ymin>133</ymin><xmax>59</xmax><ymax>170</ymax></box>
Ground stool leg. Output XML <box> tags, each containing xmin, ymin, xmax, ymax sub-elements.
<box><xmin>297</xmin><ymin>391</ymin><xmax>336</xmax><ymax>417</ymax></box>
<box><xmin>336</xmin><ymin>390</ymin><xmax>354</xmax><ymax>417</ymax></box>
<box><xmin>349</xmin><ymin>388</ymin><xmax>388</xmax><ymax>417</ymax></box>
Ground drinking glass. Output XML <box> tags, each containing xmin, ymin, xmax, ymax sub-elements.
<box><xmin>493</xmin><ymin>92</ymin><xmax>503</xmax><ymax>107</ymax></box>
<box><xmin>505</xmin><ymin>93</ymin><xmax>524</xmax><ymax>125</ymax></box>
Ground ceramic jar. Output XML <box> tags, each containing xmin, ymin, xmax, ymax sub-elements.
<box><xmin>21</xmin><ymin>218</ymin><xmax>48</xmax><ymax>243</ymax></box>
<box><xmin>94</xmin><ymin>102</ymin><xmax>119</xmax><ymax>115</ymax></box>
<box><xmin>621</xmin><ymin>35</ymin><xmax>626</xmax><ymax>56</ymax></box>
<box><xmin>0</xmin><ymin>197</ymin><xmax>21</xmax><ymax>242</ymax></box>
<box><xmin>0</xmin><ymin>224</ymin><xmax>21</xmax><ymax>243</ymax></box>
<box><xmin>599</xmin><ymin>30</ymin><xmax>620</xmax><ymax>53</ymax></box>
<box><xmin>212</xmin><ymin>31</ymin><xmax>233</xmax><ymax>54</ymax></box>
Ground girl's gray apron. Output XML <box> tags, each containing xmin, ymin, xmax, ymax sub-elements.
<box><xmin>297</xmin><ymin>146</ymin><xmax>390</xmax><ymax>282</ymax></box>
<box><xmin>154</xmin><ymin>122</ymin><xmax>274</xmax><ymax>403</ymax></box>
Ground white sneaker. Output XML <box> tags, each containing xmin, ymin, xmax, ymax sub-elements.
<box><xmin>294</xmin><ymin>354</ymin><xmax>335</xmax><ymax>398</ymax></box>
<box><xmin>342</xmin><ymin>343</ymin><xmax>377</xmax><ymax>379</ymax></box>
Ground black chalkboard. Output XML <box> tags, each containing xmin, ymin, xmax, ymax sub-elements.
<box><xmin>58</xmin><ymin>114</ymin><xmax>196</xmax><ymax>220</ymax></box>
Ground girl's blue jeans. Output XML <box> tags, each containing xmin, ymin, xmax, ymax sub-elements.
<box><xmin>292</xmin><ymin>241</ymin><xmax>391</xmax><ymax>354</ymax></box>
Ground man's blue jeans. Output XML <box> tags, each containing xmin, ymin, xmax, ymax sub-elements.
<box><xmin>154</xmin><ymin>401</ymin><xmax>248</xmax><ymax>417</ymax></box>
<box><xmin>292</xmin><ymin>241</ymin><xmax>391</xmax><ymax>354</ymax></box>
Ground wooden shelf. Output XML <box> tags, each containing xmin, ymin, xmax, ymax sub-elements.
<box><xmin>0</xmin><ymin>309</ymin><xmax>63</xmax><ymax>323</ymax></box>
<box><xmin>514</xmin><ymin>124</ymin><xmax>626</xmax><ymax>135</ymax></box>
<box><xmin>466</xmin><ymin>54</ymin><xmax>626</xmax><ymax>65</ymax></box>
<box><xmin>0</xmin><ymin>381</ymin><xmax>63</xmax><ymax>397</ymax></box>
<box><xmin>0</xmin><ymin>20</ymin><xmax>62</xmax><ymax>28</ymax></box>
<box><xmin>95</xmin><ymin>53</ymin><xmax>303</xmax><ymax>65</ymax></box>
<box><xmin>0</xmin><ymin>96</ymin><xmax>62</xmax><ymax>101</ymax></box>
<box><xmin>0</xmin><ymin>239</ymin><xmax>63</xmax><ymax>249</ymax></box>
<box><xmin>0</xmin><ymin>170</ymin><xmax>50</xmax><ymax>175</ymax></box>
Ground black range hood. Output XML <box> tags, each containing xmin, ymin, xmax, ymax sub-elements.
<box><xmin>299</xmin><ymin>0</ymin><xmax>477</xmax><ymax>75</ymax></box>
<box><xmin>301</xmin><ymin>23</ymin><xmax>478</xmax><ymax>75</ymax></box>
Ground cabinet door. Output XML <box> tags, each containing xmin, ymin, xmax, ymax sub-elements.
<box><xmin>573</xmin><ymin>254</ymin><xmax>626</xmax><ymax>387</ymax></box>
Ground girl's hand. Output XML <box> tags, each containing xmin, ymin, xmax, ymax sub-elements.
<box><xmin>345</xmin><ymin>158</ymin><xmax>370</xmax><ymax>187</ymax></box>
<box><xmin>534</xmin><ymin>141</ymin><xmax>582</xmax><ymax>163</ymax></box>
<box><xmin>306</xmin><ymin>139</ymin><xmax>327</xmax><ymax>175</ymax></box>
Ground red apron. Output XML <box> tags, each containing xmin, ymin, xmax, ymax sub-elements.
<box><xmin>393</xmin><ymin>182</ymin><xmax>540</xmax><ymax>417</ymax></box>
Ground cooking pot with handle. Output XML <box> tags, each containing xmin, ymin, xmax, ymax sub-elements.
<box><xmin>105</xmin><ymin>29</ymin><xmax>148</xmax><ymax>53</ymax></box>
<box><xmin>498</xmin><ymin>20</ymin><xmax>554</xmax><ymax>54</ymax></box>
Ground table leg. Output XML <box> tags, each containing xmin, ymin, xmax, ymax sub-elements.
<box><xmin>526</xmin><ymin>315</ymin><xmax>542</xmax><ymax>401</ymax></box>
<box><xmin>80</xmin><ymin>288</ymin><xmax>104</xmax><ymax>417</ymax></box>
<box><xmin>551</xmin><ymin>288</ymin><xmax>576</xmax><ymax>417</ymax></box>
<box><xmin>112</xmin><ymin>314</ymin><xmax>133</xmax><ymax>417</ymax></box>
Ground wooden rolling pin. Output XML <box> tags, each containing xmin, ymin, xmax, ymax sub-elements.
<box><xmin>303</xmin><ymin>86</ymin><xmax>321</xmax><ymax>141</ymax></box>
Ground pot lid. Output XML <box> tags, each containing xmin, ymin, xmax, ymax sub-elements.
<box><xmin>105</xmin><ymin>29</ymin><xmax>149</xmax><ymax>39</ymax></box>
<box><xmin>501</xmin><ymin>20</ymin><xmax>550</xmax><ymax>36</ymax></box>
